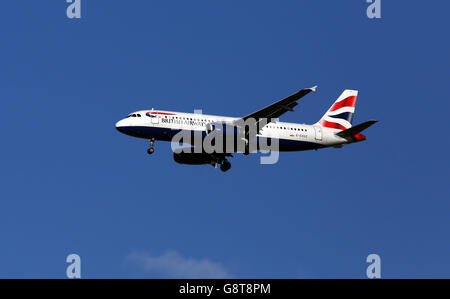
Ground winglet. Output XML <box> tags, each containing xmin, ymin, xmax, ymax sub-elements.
<box><xmin>310</xmin><ymin>85</ymin><xmax>318</xmax><ymax>93</ymax></box>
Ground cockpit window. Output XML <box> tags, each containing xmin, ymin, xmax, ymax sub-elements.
<box><xmin>125</xmin><ymin>113</ymin><xmax>145</xmax><ymax>118</ymax></box>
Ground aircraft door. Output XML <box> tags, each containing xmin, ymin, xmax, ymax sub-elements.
<box><xmin>314</xmin><ymin>126</ymin><xmax>322</xmax><ymax>141</ymax></box>
<box><xmin>151</xmin><ymin>115</ymin><xmax>159</xmax><ymax>125</ymax></box>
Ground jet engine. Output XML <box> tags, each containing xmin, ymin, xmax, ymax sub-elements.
<box><xmin>173</xmin><ymin>152</ymin><xmax>216</xmax><ymax>166</ymax></box>
<box><xmin>173</xmin><ymin>152</ymin><xmax>232</xmax><ymax>172</ymax></box>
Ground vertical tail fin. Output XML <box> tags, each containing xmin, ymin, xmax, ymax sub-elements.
<box><xmin>316</xmin><ymin>90</ymin><xmax>358</xmax><ymax>131</ymax></box>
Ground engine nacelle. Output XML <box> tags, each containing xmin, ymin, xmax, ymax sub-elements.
<box><xmin>173</xmin><ymin>152</ymin><xmax>215</xmax><ymax>165</ymax></box>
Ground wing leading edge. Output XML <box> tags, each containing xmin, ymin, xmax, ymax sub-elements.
<box><xmin>238</xmin><ymin>85</ymin><xmax>317</xmax><ymax>123</ymax></box>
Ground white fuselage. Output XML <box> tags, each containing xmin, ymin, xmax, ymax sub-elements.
<box><xmin>115</xmin><ymin>110</ymin><xmax>349</xmax><ymax>152</ymax></box>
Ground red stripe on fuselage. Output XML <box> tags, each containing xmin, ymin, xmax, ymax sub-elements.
<box><xmin>149</xmin><ymin>112</ymin><xmax>176</xmax><ymax>115</ymax></box>
<box><xmin>329</xmin><ymin>96</ymin><xmax>357</xmax><ymax>112</ymax></box>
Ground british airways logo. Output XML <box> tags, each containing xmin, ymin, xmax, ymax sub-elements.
<box><xmin>319</xmin><ymin>94</ymin><xmax>357</xmax><ymax>131</ymax></box>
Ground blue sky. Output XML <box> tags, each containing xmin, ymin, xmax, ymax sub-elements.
<box><xmin>0</xmin><ymin>1</ymin><xmax>449</xmax><ymax>278</ymax></box>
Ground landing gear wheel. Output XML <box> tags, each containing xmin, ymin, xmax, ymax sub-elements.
<box><xmin>220</xmin><ymin>161</ymin><xmax>231</xmax><ymax>172</ymax></box>
<box><xmin>147</xmin><ymin>138</ymin><xmax>155</xmax><ymax>155</ymax></box>
<box><xmin>243</xmin><ymin>138</ymin><xmax>250</xmax><ymax>155</ymax></box>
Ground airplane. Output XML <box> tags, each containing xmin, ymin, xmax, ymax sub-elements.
<box><xmin>115</xmin><ymin>86</ymin><xmax>377</xmax><ymax>172</ymax></box>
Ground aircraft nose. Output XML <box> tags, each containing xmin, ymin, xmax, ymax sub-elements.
<box><xmin>115</xmin><ymin>119</ymin><xmax>127</xmax><ymax>133</ymax></box>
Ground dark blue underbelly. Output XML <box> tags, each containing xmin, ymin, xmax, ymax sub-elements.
<box><xmin>117</xmin><ymin>126</ymin><xmax>323</xmax><ymax>152</ymax></box>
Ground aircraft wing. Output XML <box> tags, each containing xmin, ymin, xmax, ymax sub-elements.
<box><xmin>237</xmin><ymin>86</ymin><xmax>317</xmax><ymax>124</ymax></box>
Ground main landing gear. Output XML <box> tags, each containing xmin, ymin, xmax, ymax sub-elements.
<box><xmin>220</xmin><ymin>160</ymin><xmax>231</xmax><ymax>172</ymax></box>
<box><xmin>147</xmin><ymin>138</ymin><xmax>155</xmax><ymax>155</ymax></box>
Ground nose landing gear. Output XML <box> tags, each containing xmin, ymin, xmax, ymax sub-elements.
<box><xmin>147</xmin><ymin>138</ymin><xmax>155</xmax><ymax>155</ymax></box>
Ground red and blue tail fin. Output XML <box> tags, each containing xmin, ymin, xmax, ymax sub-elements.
<box><xmin>317</xmin><ymin>90</ymin><xmax>358</xmax><ymax>131</ymax></box>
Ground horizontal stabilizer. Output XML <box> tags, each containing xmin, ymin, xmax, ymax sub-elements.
<box><xmin>336</xmin><ymin>120</ymin><xmax>378</xmax><ymax>139</ymax></box>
